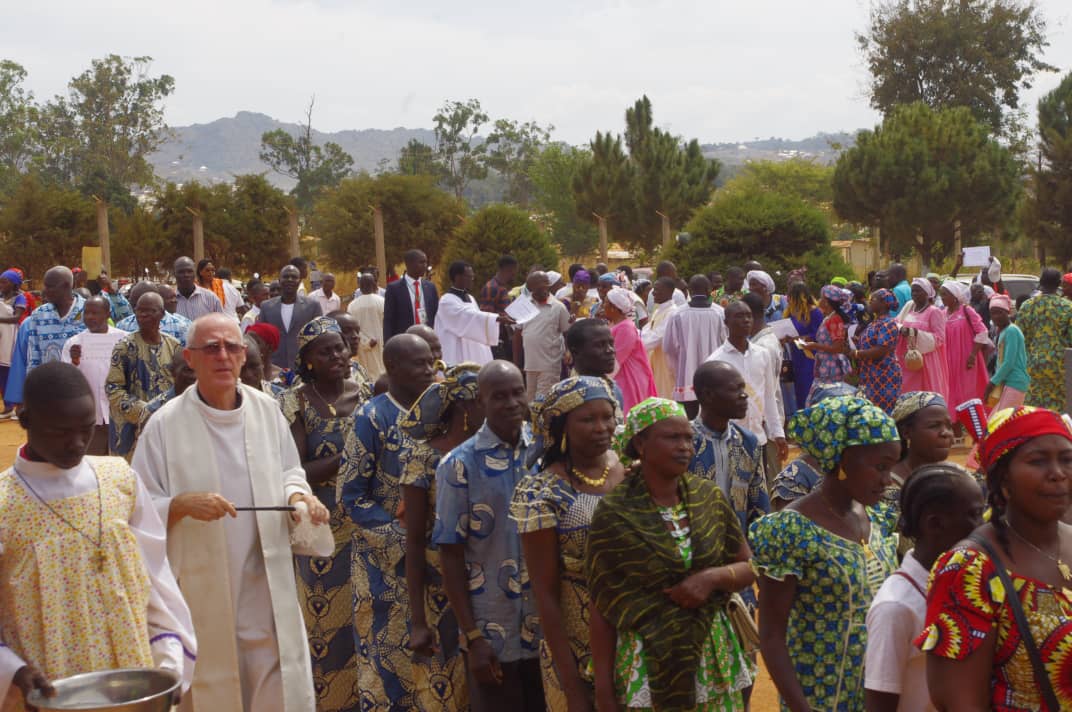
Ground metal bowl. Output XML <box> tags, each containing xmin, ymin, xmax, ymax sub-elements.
<box><xmin>26</xmin><ymin>668</ymin><xmax>180</xmax><ymax>711</ymax></box>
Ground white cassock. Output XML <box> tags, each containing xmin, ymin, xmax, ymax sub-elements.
<box><xmin>133</xmin><ymin>384</ymin><xmax>315</xmax><ymax>712</ymax></box>
<box><xmin>0</xmin><ymin>453</ymin><xmax>197</xmax><ymax>701</ymax></box>
<box><xmin>641</xmin><ymin>300</ymin><xmax>679</xmax><ymax>398</ymax></box>
<box><xmin>662</xmin><ymin>303</ymin><xmax>727</xmax><ymax>402</ymax></box>
<box><xmin>347</xmin><ymin>293</ymin><xmax>386</xmax><ymax>379</ymax></box>
<box><xmin>434</xmin><ymin>291</ymin><xmax>499</xmax><ymax>366</ymax></box>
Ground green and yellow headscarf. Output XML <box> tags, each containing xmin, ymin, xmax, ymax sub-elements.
<box><xmin>788</xmin><ymin>395</ymin><xmax>899</xmax><ymax>474</ymax></box>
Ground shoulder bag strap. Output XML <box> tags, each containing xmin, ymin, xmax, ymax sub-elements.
<box><xmin>968</xmin><ymin>533</ymin><xmax>1060</xmax><ymax>711</ymax></box>
<box><xmin>890</xmin><ymin>570</ymin><xmax>925</xmax><ymax>598</ymax></box>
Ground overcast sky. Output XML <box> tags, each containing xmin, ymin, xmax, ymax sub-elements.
<box><xmin>4</xmin><ymin>0</ymin><xmax>1071</xmax><ymax>145</ymax></box>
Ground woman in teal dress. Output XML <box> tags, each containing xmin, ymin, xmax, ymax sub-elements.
<box><xmin>750</xmin><ymin>395</ymin><xmax>901</xmax><ymax>711</ymax></box>
<box><xmin>509</xmin><ymin>376</ymin><xmax>625</xmax><ymax>711</ymax></box>
<box><xmin>279</xmin><ymin>317</ymin><xmax>371</xmax><ymax>712</ymax></box>
<box><xmin>397</xmin><ymin>363</ymin><xmax>482</xmax><ymax>711</ymax></box>
<box><xmin>587</xmin><ymin>398</ymin><xmax>754</xmax><ymax>712</ymax></box>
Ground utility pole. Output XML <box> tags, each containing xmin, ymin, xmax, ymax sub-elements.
<box><xmin>285</xmin><ymin>206</ymin><xmax>300</xmax><ymax>258</ymax></box>
<box><xmin>656</xmin><ymin>210</ymin><xmax>671</xmax><ymax>249</ymax></box>
<box><xmin>186</xmin><ymin>207</ymin><xmax>204</xmax><ymax>263</ymax></box>
<box><xmin>370</xmin><ymin>206</ymin><xmax>387</xmax><ymax>282</ymax></box>
<box><xmin>592</xmin><ymin>212</ymin><xmax>608</xmax><ymax>263</ymax></box>
<box><xmin>92</xmin><ymin>196</ymin><xmax>111</xmax><ymax>277</ymax></box>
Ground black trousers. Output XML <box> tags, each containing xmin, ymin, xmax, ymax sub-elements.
<box><xmin>466</xmin><ymin>655</ymin><xmax>545</xmax><ymax>712</ymax></box>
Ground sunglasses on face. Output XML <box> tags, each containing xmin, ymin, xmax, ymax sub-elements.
<box><xmin>188</xmin><ymin>340</ymin><xmax>246</xmax><ymax>356</ymax></box>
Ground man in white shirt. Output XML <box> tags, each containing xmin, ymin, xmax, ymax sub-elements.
<box><xmin>241</xmin><ymin>282</ymin><xmax>270</xmax><ymax>333</ymax></box>
<box><xmin>662</xmin><ymin>274</ymin><xmax>726</xmax><ymax>419</ymax></box>
<box><xmin>707</xmin><ymin>300</ymin><xmax>787</xmax><ymax>477</ymax></box>
<box><xmin>61</xmin><ymin>296</ymin><xmax>127</xmax><ymax>455</ymax></box>
<box><xmin>308</xmin><ymin>272</ymin><xmax>341</xmax><ymax>315</ymax></box>
<box><xmin>514</xmin><ymin>271</ymin><xmax>570</xmax><ymax>401</ymax></box>
<box><xmin>347</xmin><ymin>273</ymin><xmax>386</xmax><ymax>379</ymax></box>
<box><xmin>134</xmin><ymin>313</ymin><xmax>329</xmax><ymax>711</ymax></box>
<box><xmin>434</xmin><ymin>261</ymin><xmax>514</xmax><ymax>366</ymax></box>
<box><xmin>641</xmin><ymin>277</ymin><xmax>680</xmax><ymax>398</ymax></box>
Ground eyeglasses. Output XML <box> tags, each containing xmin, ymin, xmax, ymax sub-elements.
<box><xmin>188</xmin><ymin>340</ymin><xmax>246</xmax><ymax>356</ymax></box>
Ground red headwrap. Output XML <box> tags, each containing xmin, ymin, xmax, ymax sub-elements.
<box><xmin>1063</xmin><ymin>272</ymin><xmax>1072</xmax><ymax>286</ymax></box>
<box><xmin>980</xmin><ymin>406</ymin><xmax>1072</xmax><ymax>470</ymax></box>
<box><xmin>246</xmin><ymin>322</ymin><xmax>281</xmax><ymax>352</ymax></box>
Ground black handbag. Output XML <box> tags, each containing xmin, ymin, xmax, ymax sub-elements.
<box><xmin>969</xmin><ymin>533</ymin><xmax>1061</xmax><ymax>711</ymax></box>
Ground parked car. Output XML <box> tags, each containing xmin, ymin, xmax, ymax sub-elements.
<box><xmin>955</xmin><ymin>273</ymin><xmax>1038</xmax><ymax>303</ymax></box>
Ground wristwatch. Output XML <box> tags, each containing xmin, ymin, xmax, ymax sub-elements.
<box><xmin>463</xmin><ymin>628</ymin><xmax>484</xmax><ymax>644</ymax></box>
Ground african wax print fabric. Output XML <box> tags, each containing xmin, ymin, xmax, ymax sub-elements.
<box><xmin>688</xmin><ymin>420</ymin><xmax>769</xmax><ymax>539</ymax></box>
<box><xmin>750</xmin><ymin>505</ymin><xmax>898</xmax><ymax>711</ymax></box>
<box><xmin>1015</xmin><ymin>293</ymin><xmax>1072</xmax><ymax>411</ymax></box>
<box><xmin>770</xmin><ymin>457</ymin><xmax>823</xmax><ymax>506</ymax></box>
<box><xmin>786</xmin><ymin>395</ymin><xmax>899</xmax><ymax>475</ymax></box>
<box><xmin>856</xmin><ymin>314</ymin><xmax>902</xmax><ymax>414</ymax></box>
<box><xmin>807</xmin><ymin>314</ymin><xmax>852</xmax><ymax>405</ymax></box>
<box><xmin>916</xmin><ymin>546</ymin><xmax>1072</xmax><ymax>710</ymax></box>
<box><xmin>105</xmin><ymin>332</ymin><xmax>180</xmax><ymax>459</ymax></box>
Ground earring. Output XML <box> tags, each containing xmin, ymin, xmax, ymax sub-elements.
<box><xmin>463</xmin><ymin>410</ymin><xmax>470</xmax><ymax>432</ymax></box>
<box><xmin>306</xmin><ymin>363</ymin><xmax>313</xmax><ymax>370</ymax></box>
<box><xmin>560</xmin><ymin>431</ymin><xmax>568</xmax><ymax>452</ymax></box>
<box><xmin>837</xmin><ymin>469</ymin><xmax>847</xmax><ymax>481</ymax></box>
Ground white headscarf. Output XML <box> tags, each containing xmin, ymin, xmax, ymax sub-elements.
<box><xmin>746</xmin><ymin>270</ymin><xmax>775</xmax><ymax>294</ymax></box>
<box><xmin>606</xmin><ymin>287</ymin><xmax>634</xmax><ymax>316</ymax></box>
<box><xmin>546</xmin><ymin>271</ymin><xmax>563</xmax><ymax>288</ymax></box>
<box><xmin>911</xmin><ymin>277</ymin><xmax>935</xmax><ymax>299</ymax></box>
<box><xmin>941</xmin><ymin>280</ymin><xmax>970</xmax><ymax>305</ymax></box>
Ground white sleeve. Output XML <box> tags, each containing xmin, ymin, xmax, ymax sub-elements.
<box><xmin>436</xmin><ymin>297</ymin><xmax>498</xmax><ymax>346</ymax></box>
<box><xmin>762</xmin><ymin>351</ymin><xmax>785</xmax><ymax>440</ymax></box>
<box><xmin>277</xmin><ymin>409</ymin><xmax>312</xmax><ymax>502</ymax></box>
<box><xmin>864</xmin><ymin>599</ymin><xmax>915</xmax><ymax>695</ymax></box>
<box><xmin>61</xmin><ymin>334</ymin><xmax>79</xmax><ymax>364</ymax></box>
<box><xmin>0</xmin><ymin>626</ymin><xmax>26</xmax><ymax>705</ymax></box>
<box><xmin>131</xmin><ymin>415</ymin><xmax>174</xmax><ymax>527</ymax></box>
<box><xmin>129</xmin><ymin>473</ymin><xmax>197</xmax><ymax>691</ymax></box>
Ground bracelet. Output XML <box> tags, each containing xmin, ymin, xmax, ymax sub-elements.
<box><xmin>463</xmin><ymin>628</ymin><xmax>484</xmax><ymax>644</ymax></box>
<box><xmin>727</xmin><ymin>564</ymin><xmax>737</xmax><ymax>588</ymax></box>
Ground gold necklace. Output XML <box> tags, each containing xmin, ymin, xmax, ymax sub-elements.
<box><xmin>820</xmin><ymin>489</ymin><xmax>872</xmax><ymax>558</ymax></box>
<box><xmin>1005</xmin><ymin>519</ymin><xmax>1072</xmax><ymax>582</ymax></box>
<box><xmin>570</xmin><ymin>462</ymin><xmax>610</xmax><ymax>488</ymax></box>
<box><xmin>311</xmin><ymin>382</ymin><xmax>340</xmax><ymax>417</ymax></box>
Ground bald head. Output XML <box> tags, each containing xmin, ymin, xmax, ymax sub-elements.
<box><xmin>384</xmin><ymin>334</ymin><xmax>429</xmax><ymax>369</ymax></box>
<box><xmin>127</xmin><ymin>281</ymin><xmax>157</xmax><ymax>306</ymax></box>
<box><xmin>136</xmin><ymin>292</ymin><xmax>165</xmax><ymax>310</ymax></box>
<box><xmin>44</xmin><ymin>266</ymin><xmax>73</xmax><ymax>288</ymax></box>
<box><xmin>688</xmin><ymin>274</ymin><xmax>711</xmax><ymax>297</ymax></box>
<box><xmin>477</xmin><ymin>359</ymin><xmax>523</xmax><ymax>390</ymax></box>
<box><xmin>694</xmin><ymin>360</ymin><xmax>741</xmax><ymax>395</ymax></box>
<box><xmin>406</xmin><ymin>324</ymin><xmax>442</xmax><ymax>362</ymax></box>
<box><xmin>186</xmin><ymin>312</ymin><xmax>241</xmax><ymax>348</ymax></box>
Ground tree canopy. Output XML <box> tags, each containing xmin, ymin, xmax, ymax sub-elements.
<box><xmin>313</xmin><ymin>173</ymin><xmax>464</xmax><ymax>271</ymax></box>
<box><xmin>530</xmin><ymin>143</ymin><xmax>600</xmax><ymax>258</ymax></box>
<box><xmin>858</xmin><ymin>0</ymin><xmax>1055</xmax><ymax>136</ymax></box>
<box><xmin>439</xmin><ymin>204</ymin><xmax>559</xmax><ymax>292</ymax></box>
<box><xmin>0</xmin><ymin>173</ymin><xmax>95</xmax><ymax>278</ymax></box>
<box><xmin>1025</xmin><ymin>72</ymin><xmax>1072</xmax><ymax>264</ymax></box>
<box><xmin>832</xmin><ymin>102</ymin><xmax>1021</xmax><ymax>268</ymax></box>
<box><xmin>433</xmin><ymin>99</ymin><xmax>489</xmax><ymax>200</ymax></box>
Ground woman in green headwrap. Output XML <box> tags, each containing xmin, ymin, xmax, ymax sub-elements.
<box><xmin>586</xmin><ymin>397</ymin><xmax>754</xmax><ymax>712</ymax></box>
<box><xmin>509</xmin><ymin>376</ymin><xmax>625</xmax><ymax>711</ymax></box>
<box><xmin>278</xmin><ymin>316</ymin><xmax>371</xmax><ymax>712</ymax></box>
<box><xmin>397</xmin><ymin>363</ymin><xmax>483</xmax><ymax>711</ymax></box>
<box><xmin>750</xmin><ymin>396</ymin><xmax>901</xmax><ymax>712</ymax></box>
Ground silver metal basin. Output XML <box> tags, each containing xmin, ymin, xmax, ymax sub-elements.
<box><xmin>26</xmin><ymin>668</ymin><xmax>180</xmax><ymax>711</ymax></box>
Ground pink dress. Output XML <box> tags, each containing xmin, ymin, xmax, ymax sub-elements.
<box><xmin>895</xmin><ymin>304</ymin><xmax>950</xmax><ymax>399</ymax></box>
<box><xmin>943</xmin><ymin>305</ymin><xmax>990</xmax><ymax>412</ymax></box>
<box><xmin>611</xmin><ymin>319</ymin><xmax>658</xmax><ymax>414</ymax></box>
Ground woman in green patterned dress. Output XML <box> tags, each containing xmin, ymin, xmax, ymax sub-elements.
<box><xmin>397</xmin><ymin>363</ymin><xmax>482</xmax><ymax>711</ymax></box>
<box><xmin>509</xmin><ymin>376</ymin><xmax>625</xmax><ymax>711</ymax></box>
<box><xmin>586</xmin><ymin>398</ymin><xmax>754</xmax><ymax>712</ymax></box>
<box><xmin>750</xmin><ymin>395</ymin><xmax>901</xmax><ymax>711</ymax></box>
<box><xmin>279</xmin><ymin>317</ymin><xmax>371</xmax><ymax>712</ymax></box>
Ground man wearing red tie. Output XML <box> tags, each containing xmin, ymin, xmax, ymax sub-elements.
<box><xmin>383</xmin><ymin>249</ymin><xmax>439</xmax><ymax>341</ymax></box>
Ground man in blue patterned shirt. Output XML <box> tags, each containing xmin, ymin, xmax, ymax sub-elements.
<box><xmin>25</xmin><ymin>266</ymin><xmax>86</xmax><ymax>370</ymax></box>
<box><xmin>433</xmin><ymin>360</ymin><xmax>544</xmax><ymax>712</ymax></box>
<box><xmin>115</xmin><ymin>283</ymin><xmax>191</xmax><ymax>345</ymax></box>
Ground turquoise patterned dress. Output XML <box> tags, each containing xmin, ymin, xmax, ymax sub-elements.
<box><xmin>749</xmin><ymin>505</ymin><xmax>897</xmax><ymax>711</ymax></box>
<box><xmin>279</xmin><ymin>387</ymin><xmax>360</xmax><ymax>712</ymax></box>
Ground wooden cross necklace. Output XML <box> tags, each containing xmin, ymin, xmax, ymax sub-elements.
<box><xmin>15</xmin><ymin>468</ymin><xmax>105</xmax><ymax>573</ymax></box>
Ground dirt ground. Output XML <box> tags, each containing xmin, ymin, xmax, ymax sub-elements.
<box><xmin>0</xmin><ymin>419</ymin><xmax>969</xmax><ymax>711</ymax></box>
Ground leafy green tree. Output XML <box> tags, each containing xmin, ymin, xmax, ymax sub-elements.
<box><xmin>215</xmin><ymin>174</ymin><xmax>291</xmax><ymax>275</ymax></box>
<box><xmin>529</xmin><ymin>143</ymin><xmax>599</xmax><ymax>258</ymax></box>
<box><xmin>433</xmin><ymin>99</ymin><xmax>489</xmax><ymax>200</ymax></box>
<box><xmin>153</xmin><ymin>180</ymin><xmax>232</xmax><ymax>262</ymax></box>
<box><xmin>439</xmin><ymin>204</ymin><xmax>559</xmax><ymax>292</ymax></box>
<box><xmin>833</xmin><ymin>102</ymin><xmax>1021</xmax><ymax>269</ymax></box>
<box><xmin>573</xmin><ymin>131</ymin><xmax>633</xmax><ymax>244</ymax></box>
<box><xmin>313</xmin><ymin>174</ymin><xmax>464</xmax><ymax>271</ymax></box>
<box><xmin>260</xmin><ymin>98</ymin><xmax>354</xmax><ymax>213</ymax></box>
<box><xmin>1027</xmin><ymin>71</ymin><xmax>1072</xmax><ymax>264</ymax></box>
<box><xmin>397</xmin><ymin>138</ymin><xmax>438</xmax><ymax>177</ymax></box>
<box><xmin>0</xmin><ymin>173</ymin><xmax>95</xmax><ymax>278</ymax></box>
<box><xmin>483</xmin><ymin>118</ymin><xmax>552</xmax><ymax>206</ymax></box>
<box><xmin>0</xmin><ymin>60</ymin><xmax>38</xmax><ymax>196</ymax></box>
<box><xmin>36</xmin><ymin>55</ymin><xmax>174</xmax><ymax>206</ymax></box>
<box><xmin>664</xmin><ymin>188</ymin><xmax>839</xmax><ymax>284</ymax></box>
<box><xmin>858</xmin><ymin>0</ymin><xmax>1055</xmax><ymax>136</ymax></box>
<box><xmin>110</xmin><ymin>203</ymin><xmax>171</xmax><ymax>279</ymax></box>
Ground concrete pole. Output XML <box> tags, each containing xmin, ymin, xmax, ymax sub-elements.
<box><xmin>186</xmin><ymin>207</ymin><xmax>204</xmax><ymax>263</ymax></box>
<box><xmin>286</xmin><ymin>207</ymin><xmax>300</xmax><ymax>258</ymax></box>
<box><xmin>657</xmin><ymin>211</ymin><xmax>671</xmax><ymax>249</ymax></box>
<box><xmin>93</xmin><ymin>196</ymin><xmax>111</xmax><ymax>277</ymax></box>
<box><xmin>593</xmin><ymin>212</ymin><xmax>608</xmax><ymax>263</ymax></box>
<box><xmin>372</xmin><ymin>206</ymin><xmax>386</xmax><ymax>282</ymax></box>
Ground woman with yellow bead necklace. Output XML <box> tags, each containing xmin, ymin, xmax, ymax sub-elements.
<box><xmin>509</xmin><ymin>376</ymin><xmax>624</xmax><ymax>711</ymax></box>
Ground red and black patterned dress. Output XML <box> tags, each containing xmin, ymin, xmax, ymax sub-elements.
<box><xmin>916</xmin><ymin>545</ymin><xmax>1072</xmax><ymax>711</ymax></box>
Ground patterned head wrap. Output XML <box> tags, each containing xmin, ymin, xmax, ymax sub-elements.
<box><xmin>940</xmin><ymin>280</ymin><xmax>970</xmax><ymax>305</ymax></box>
<box><xmin>746</xmin><ymin>270</ymin><xmax>775</xmax><ymax>294</ymax></box>
<box><xmin>622</xmin><ymin>397</ymin><xmax>687</xmax><ymax>459</ymax></box>
<box><xmin>989</xmin><ymin>294</ymin><xmax>1012</xmax><ymax>312</ymax></box>
<box><xmin>0</xmin><ymin>269</ymin><xmax>22</xmax><ymax>288</ymax></box>
<box><xmin>573</xmin><ymin>269</ymin><xmax>591</xmax><ymax>285</ymax></box>
<box><xmin>399</xmin><ymin>363</ymin><xmax>481</xmax><ymax>441</ymax></box>
<box><xmin>246</xmin><ymin>322</ymin><xmax>281</xmax><ymax>352</ymax></box>
<box><xmin>820</xmin><ymin>285</ymin><xmax>856</xmax><ymax>323</ymax></box>
<box><xmin>295</xmin><ymin>316</ymin><xmax>343</xmax><ymax>373</ymax></box>
<box><xmin>598</xmin><ymin>273</ymin><xmax>617</xmax><ymax>285</ymax></box>
<box><xmin>809</xmin><ymin>382</ymin><xmax>859</xmax><ymax>405</ymax></box>
<box><xmin>872</xmin><ymin>288</ymin><xmax>898</xmax><ymax>313</ymax></box>
<box><xmin>606</xmin><ymin>286</ymin><xmax>634</xmax><ymax>316</ymax></box>
<box><xmin>911</xmin><ymin>277</ymin><xmax>935</xmax><ymax>299</ymax></box>
<box><xmin>980</xmin><ymin>406</ymin><xmax>1072</xmax><ymax>471</ymax></box>
<box><xmin>787</xmin><ymin>395</ymin><xmax>899</xmax><ymax>474</ymax></box>
<box><xmin>786</xmin><ymin>266</ymin><xmax>808</xmax><ymax>285</ymax></box>
<box><xmin>529</xmin><ymin>376</ymin><xmax>619</xmax><ymax>465</ymax></box>
<box><xmin>892</xmin><ymin>391</ymin><xmax>947</xmax><ymax>424</ymax></box>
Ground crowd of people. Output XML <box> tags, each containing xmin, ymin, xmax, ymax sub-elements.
<box><xmin>0</xmin><ymin>248</ymin><xmax>1070</xmax><ymax>712</ymax></box>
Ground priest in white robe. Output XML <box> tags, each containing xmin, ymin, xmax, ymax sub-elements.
<box><xmin>641</xmin><ymin>277</ymin><xmax>681</xmax><ymax>398</ymax></box>
<box><xmin>133</xmin><ymin>314</ymin><xmax>330</xmax><ymax>712</ymax></box>
<box><xmin>434</xmin><ymin>261</ymin><xmax>513</xmax><ymax>366</ymax></box>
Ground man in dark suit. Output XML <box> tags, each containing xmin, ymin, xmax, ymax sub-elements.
<box><xmin>257</xmin><ymin>264</ymin><xmax>324</xmax><ymax>369</ymax></box>
<box><xmin>383</xmin><ymin>249</ymin><xmax>439</xmax><ymax>341</ymax></box>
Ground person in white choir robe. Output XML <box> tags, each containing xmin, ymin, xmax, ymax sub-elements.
<box><xmin>434</xmin><ymin>261</ymin><xmax>514</xmax><ymax>366</ymax></box>
<box><xmin>641</xmin><ymin>277</ymin><xmax>681</xmax><ymax>398</ymax></box>
<box><xmin>132</xmin><ymin>313</ymin><xmax>329</xmax><ymax>712</ymax></box>
<box><xmin>662</xmin><ymin>274</ymin><xmax>727</xmax><ymax>419</ymax></box>
<box><xmin>0</xmin><ymin>362</ymin><xmax>195</xmax><ymax>709</ymax></box>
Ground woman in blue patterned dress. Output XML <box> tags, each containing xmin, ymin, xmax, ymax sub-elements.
<box><xmin>801</xmin><ymin>285</ymin><xmax>855</xmax><ymax>405</ymax></box>
<box><xmin>279</xmin><ymin>317</ymin><xmax>371</xmax><ymax>712</ymax></box>
<box><xmin>751</xmin><ymin>396</ymin><xmax>901</xmax><ymax>711</ymax></box>
<box><xmin>509</xmin><ymin>377</ymin><xmax>625</xmax><ymax>711</ymax></box>
<box><xmin>851</xmin><ymin>288</ymin><xmax>902</xmax><ymax>414</ymax></box>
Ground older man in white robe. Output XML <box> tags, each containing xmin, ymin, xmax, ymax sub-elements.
<box><xmin>434</xmin><ymin>261</ymin><xmax>514</xmax><ymax>366</ymax></box>
<box><xmin>133</xmin><ymin>313</ymin><xmax>329</xmax><ymax>712</ymax></box>
<box><xmin>641</xmin><ymin>276</ymin><xmax>681</xmax><ymax>398</ymax></box>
